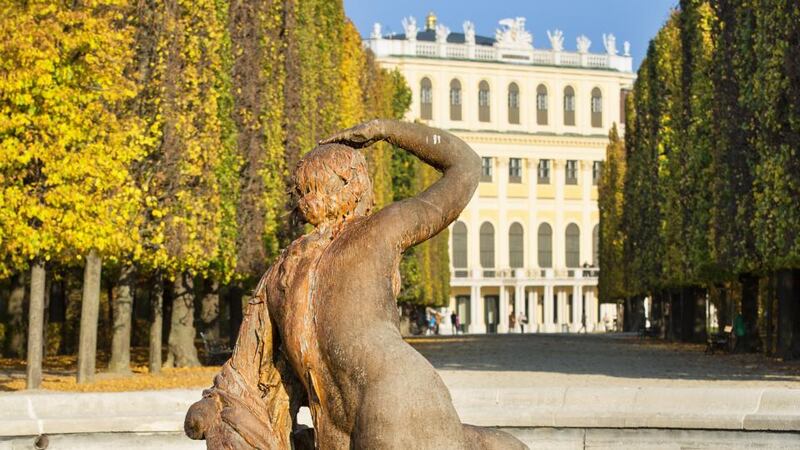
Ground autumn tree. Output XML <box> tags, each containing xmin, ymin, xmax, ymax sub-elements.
<box><xmin>598</xmin><ymin>124</ymin><xmax>627</xmax><ymax>303</ymax></box>
<box><xmin>0</xmin><ymin>0</ymin><xmax>144</xmax><ymax>384</ymax></box>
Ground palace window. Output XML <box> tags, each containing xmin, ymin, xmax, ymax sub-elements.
<box><xmin>509</xmin><ymin>223</ymin><xmax>524</xmax><ymax>269</ymax></box>
<box><xmin>450</xmin><ymin>79</ymin><xmax>462</xmax><ymax>121</ymax></box>
<box><xmin>564</xmin><ymin>86</ymin><xmax>576</xmax><ymax>126</ymax></box>
<box><xmin>479</xmin><ymin>81</ymin><xmax>491</xmax><ymax>122</ymax></box>
<box><xmin>566</xmin><ymin>160</ymin><xmax>578</xmax><ymax>185</ymax></box>
<box><xmin>452</xmin><ymin>221</ymin><xmax>468</xmax><ymax>270</ymax></box>
<box><xmin>593</xmin><ymin>161</ymin><xmax>602</xmax><ymax>185</ymax></box>
<box><xmin>537</xmin><ymin>223</ymin><xmax>553</xmax><ymax>268</ymax></box>
<box><xmin>420</xmin><ymin>78</ymin><xmax>432</xmax><ymax>120</ymax></box>
<box><xmin>509</xmin><ymin>158</ymin><xmax>522</xmax><ymax>183</ymax></box>
<box><xmin>508</xmin><ymin>82</ymin><xmax>520</xmax><ymax>124</ymax></box>
<box><xmin>481</xmin><ymin>157</ymin><xmax>493</xmax><ymax>182</ymax></box>
<box><xmin>536</xmin><ymin>84</ymin><xmax>548</xmax><ymax>125</ymax></box>
<box><xmin>537</xmin><ymin>159</ymin><xmax>550</xmax><ymax>184</ymax></box>
<box><xmin>480</xmin><ymin>222</ymin><xmax>496</xmax><ymax>274</ymax></box>
<box><xmin>591</xmin><ymin>87</ymin><xmax>603</xmax><ymax>128</ymax></box>
<box><xmin>565</xmin><ymin>223</ymin><xmax>580</xmax><ymax>268</ymax></box>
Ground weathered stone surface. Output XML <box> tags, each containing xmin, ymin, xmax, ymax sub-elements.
<box><xmin>184</xmin><ymin>120</ymin><xmax>526</xmax><ymax>449</ymax></box>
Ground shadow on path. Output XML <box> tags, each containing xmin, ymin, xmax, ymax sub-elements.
<box><xmin>407</xmin><ymin>333</ymin><xmax>800</xmax><ymax>384</ymax></box>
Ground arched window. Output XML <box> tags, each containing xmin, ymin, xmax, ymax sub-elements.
<box><xmin>591</xmin><ymin>87</ymin><xmax>603</xmax><ymax>128</ymax></box>
<box><xmin>565</xmin><ymin>223</ymin><xmax>580</xmax><ymax>268</ymax></box>
<box><xmin>480</xmin><ymin>222</ymin><xmax>495</xmax><ymax>268</ymax></box>
<box><xmin>452</xmin><ymin>221</ymin><xmax>468</xmax><ymax>268</ymax></box>
<box><xmin>592</xmin><ymin>224</ymin><xmax>599</xmax><ymax>266</ymax></box>
<box><xmin>420</xmin><ymin>78</ymin><xmax>433</xmax><ymax>120</ymax></box>
<box><xmin>536</xmin><ymin>84</ymin><xmax>548</xmax><ymax>125</ymax></box>
<box><xmin>537</xmin><ymin>223</ymin><xmax>553</xmax><ymax>268</ymax></box>
<box><xmin>509</xmin><ymin>223</ymin><xmax>524</xmax><ymax>268</ymax></box>
<box><xmin>478</xmin><ymin>81</ymin><xmax>491</xmax><ymax>122</ymax></box>
<box><xmin>449</xmin><ymin>79</ymin><xmax>462</xmax><ymax>121</ymax></box>
<box><xmin>564</xmin><ymin>86</ymin><xmax>575</xmax><ymax>126</ymax></box>
<box><xmin>508</xmin><ymin>82</ymin><xmax>520</xmax><ymax>124</ymax></box>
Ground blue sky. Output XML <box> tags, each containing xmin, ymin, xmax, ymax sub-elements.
<box><xmin>343</xmin><ymin>0</ymin><xmax>678</xmax><ymax>70</ymax></box>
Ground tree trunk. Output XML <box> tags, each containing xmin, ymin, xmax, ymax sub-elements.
<box><xmin>26</xmin><ymin>261</ymin><xmax>46</xmax><ymax>389</ymax></box>
<box><xmin>765</xmin><ymin>274</ymin><xmax>775</xmax><ymax>356</ymax></box>
<box><xmin>693</xmin><ymin>287</ymin><xmax>708</xmax><ymax>343</ymax></box>
<box><xmin>740</xmin><ymin>273</ymin><xmax>761</xmax><ymax>353</ymax></box>
<box><xmin>791</xmin><ymin>270</ymin><xmax>800</xmax><ymax>359</ymax></box>
<box><xmin>77</xmin><ymin>250</ymin><xmax>102</xmax><ymax>384</ymax></box>
<box><xmin>776</xmin><ymin>269</ymin><xmax>800</xmax><ymax>360</ymax></box>
<box><xmin>715</xmin><ymin>283</ymin><xmax>729</xmax><ymax>331</ymax></box>
<box><xmin>225</xmin><ymin>285</ymin><xmax>245</xmax><ymax>343</ymax></box>
<box><xmin>6</xmin><ymin>272</ymin><xmax>26</xmax><ymax>358</ymax></box>
<box><xmin>109</xmin><ymin>265</ymin><xmax>135</xmax><ymax>374</ymax></box>
<box><xmin>200</xmin><ymin>279</ymin><xmax>220</xmax><ymax>340</ymax></box>
<box><xmin>165</xmin><ymin>273</ymin><xmax>200</xmax><ymax>368</ymax></box>
<box><xmin>149</xmin><ymin>275</ymin><xmax>164</xmax><ymax>374</ymax></box>
<box><xmin>41</xmin><ymin>276</ymin><xmax>52</xmax><ymax>358</ymax></box>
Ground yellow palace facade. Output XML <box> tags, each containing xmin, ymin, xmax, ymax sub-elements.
<box><xmin>366</xmin><ymin>14</ymin><xmax>636</xmax><ymax>333</ymax></box>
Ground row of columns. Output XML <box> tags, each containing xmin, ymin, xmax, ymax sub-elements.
<box><xmin>460</xmin><ymin>284</ymin><xmax>598</xmax><ymax>334</ymax></box>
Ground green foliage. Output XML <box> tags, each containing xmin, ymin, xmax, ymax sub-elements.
<box><xmin>618</xmin><ymin>0</ymin><xmax>800</xmax><ymax>301</ymax></box>
<box><xmin>0</xmin><ymin>0</ymin><xmax>448</xmax><ymax>350</ymax></box>
<box><xmin>598</xmin><ymin>124</ymin><xmax>627</xmax><ymax>301</ymax></box>
<box><xmin>749</xmin><ymin>0</ymin><xmax>800</xmax><ymax>270</ymax></box>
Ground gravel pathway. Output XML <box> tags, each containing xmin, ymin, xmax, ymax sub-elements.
<box><xmin>407</xmin><ymin>333</ymin><xmax>800</xmax><ymax>389</ymax></box>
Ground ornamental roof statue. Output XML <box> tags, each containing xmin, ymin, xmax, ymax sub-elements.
<box><xmin>463</xmin><ymin>21</ymin><xmax>476</xmax><ymax>45</ymax></box>
<box><xmin>436</xmin><ymin>23</ymin><xmax>450</xmax><ymax>44</ymax></box>
<box><xmin>603</xmin><ymin>33</ymin><xmax>618</xmax><ymax>56</ymax></box>
<box><xmin>547</xmin><ymin>29</ymin><xmax>564</xmax><ymax>52</ymax></box>
<box><xmin>494</xmin><ymin>17</ymin><xmax>533</xmax><ymax>50</ymax></box>
<box><xmin>576</xmin><ymin>34</ymin><xmax>592</xmax><ymax>53</ymax></box>
<box><xmin>402</xmin><ymin>16</ymin><xmax>418</xmax><ymax>41</ymax></box>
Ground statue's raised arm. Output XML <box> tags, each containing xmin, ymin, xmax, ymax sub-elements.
<box><xmin>320</xmin><ymin>119</ymin><xmax>480</xmax><ymax>251</ymax></box>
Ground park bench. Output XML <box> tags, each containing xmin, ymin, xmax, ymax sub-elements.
<box><xmin>200</xmin><ymin>332</ymin><xmax>233</xmax><ymax>365</ymax></box>
<box><xmin>705</xmin><ymin>325</ymin><xmax>733</xmax><ymax>354</ymax></box>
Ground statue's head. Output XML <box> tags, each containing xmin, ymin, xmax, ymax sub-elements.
<box><xmin>293</xmin><ymin>143</ymin><xmax>374</xmax><ymax>227</ymax></box>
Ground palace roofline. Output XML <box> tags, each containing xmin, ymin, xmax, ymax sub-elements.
<box><xmin>367</xmin><ymin>14</ymin><xmax>634</xmax><ymax>73</ymax></box>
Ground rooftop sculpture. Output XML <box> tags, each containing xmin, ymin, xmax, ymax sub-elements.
<box><xmin>366</xmin><ymin>16</ymin><xmax>633</xmax><ymax>72</ymax></box>
<box><xmin>184</xmin><ymin>119</ymin><xmax>528</xmax><ymax>449</ymax></box>
<box><xmin>495</xmin><ymin>17</ymin><xmax>534</xmax><ymax>49</ymax></box>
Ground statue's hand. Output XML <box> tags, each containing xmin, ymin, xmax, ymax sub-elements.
<box><xmin>319</xmin><ymin>119</ymin><xmax>385</xmax><ymax>148</ymax></box>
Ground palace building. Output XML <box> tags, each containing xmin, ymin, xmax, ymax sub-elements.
<box><xmin>365</xmin><ymin>13</ymin><xmax>636</xmax><ymax>333</ymax></box>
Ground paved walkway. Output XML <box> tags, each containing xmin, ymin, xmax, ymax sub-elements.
<box><xmin>408</xmin><ymin>333</ymin><xmax>800</xmax><ymax>389</ymax></box>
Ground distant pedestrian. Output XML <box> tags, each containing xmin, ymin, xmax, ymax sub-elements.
<box><xmin>518</xmin><ymin>312</ymin><xmax>528</xmax><ymax>333</ymax></box>
<box><xmin>579</xmin><ymin>313</ymin><xmax>587</xmax><ymax>334</ymax></box>
<box><xmin>509</xmin><ymin>312</ymin><xmax>516</xmax><ymax>333</ymax></box>
<box><xmin>451</xmin><ymin>311</ymin><xmax>459</xmax><ymax>334</ymax></box>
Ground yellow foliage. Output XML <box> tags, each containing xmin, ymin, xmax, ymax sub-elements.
<box><xmin>0</xmin><ymin>0</ymin><xmax>144</xmax><ymax>274</ymax></box>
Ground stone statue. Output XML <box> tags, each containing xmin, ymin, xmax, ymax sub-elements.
<box><xmin>436</xmin><ymin>23</ymin><xmax>450</xmax><ymax>44</ymax></box>
<box><xmin>185</xmin><ymin>120</ymin><xmax>528</xmax><ymax>450</ymax></box>
<box><xmin>547</xmin><ymin>29</ymin><xmax>564</xmax><ymax>52</ymax></box>
<box><xmin>624</xmin><ymin>40</ymin><xmax>631</xmax><ymax>57</ymax></box>
<box><xmin>576</xmin><ymin>34</ymin><xmax>591</xmax><ymax>53</ymax></box>
<box><xmin>603</xmin><ymin>33</ymin><xmax>618</xmax><ymax>56</ymax></box>
<box><xmin>402</xmin><ymin>16</ymin><xmax>418</xmax><ymax>41</ymax></box>
<box><xmin>495</xmin><ymin>17</ymin><xmax>533</xmax><ymax>49</ymax></box>
<box><xmin>463</xmin><ymin>21</ymin><xmax>476</xmax><ymax>45</ymax></box>
<box><xmin>371</xmin><ymin>23</ymin><xmax>382</xmax><ymax>40</ymax></box>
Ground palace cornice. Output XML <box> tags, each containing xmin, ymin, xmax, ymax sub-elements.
<box><xmin>449</xmin><ymin>130</ymin><xmax>610</xmax><ymax>147</ymax></box>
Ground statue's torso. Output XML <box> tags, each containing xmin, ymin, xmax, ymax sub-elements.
<box><xmin>262</xmin><ymin>219</ymin><xmax>402</xmax><ymax>446</ymax></box>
